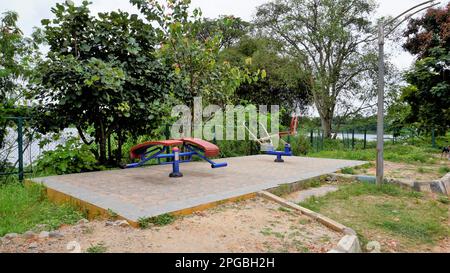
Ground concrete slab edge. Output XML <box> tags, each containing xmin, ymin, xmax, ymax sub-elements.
<box><xmin>331</xmin><ymin>172</ymin><xmax>450</xmax><ymax>196</ymax></box>
<box><xmin>257</xmin><ymin>191</ymin><xmax>361</xmax><ymax>253</ymax></box>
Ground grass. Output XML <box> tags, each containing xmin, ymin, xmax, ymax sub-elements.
<box><xmin>308</xmin><ymin>143</ymin><xmax>440</xmax><ymax>164</ymax></box>
<box><xmin>0</xmin><ymin>182</ymin><xmax>83</xmax><ymax>237</ymax></box>
<box><xmin>138</xmin><ymin>213</ymin><xmax>176</xmax><ymax>229</ymax></box>
<box><xmin>86</xmin><ymin>242</ymin><xmax>107</xmax><ymax>253</ymax></box>
<box><xmin>438</xmin><ymin>166</ymin><xmax>450</xmax><ymax>175</ymax></box>
<box><xmin>300</xmin><ymin>182</ymin><xmax>449</xmax><ymax>251</ymax></box>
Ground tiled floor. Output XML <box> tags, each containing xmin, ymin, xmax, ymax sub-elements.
<box><xmin>33</xmin><ymin>155</ymin><xmax>366</xmax><ymax>221</ymax></box>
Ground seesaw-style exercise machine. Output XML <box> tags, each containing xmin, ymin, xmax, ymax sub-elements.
<box><xmin>121</xmin><ymin>138</ymin><xmax>227</xmax><ymax>178</ymax></box>
<box><xmin>244</xmin><ymin>116</ymin><xmax>299</xmax><ymax>163</ymax></box>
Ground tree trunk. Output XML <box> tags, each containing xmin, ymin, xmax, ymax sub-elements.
<box><xmin>97</xmin><ymin>121</ymin><xmax>107</xmax><ymax>165</ymax></box>
<box><xmin>320</xmin><ymin>113</ymin><xmax>333</xmax><ymax>138</ymax></box>
<box><xmin>116</xmin><ymin>130</ymin><xmax>123</xmax><ymax>165</ymax></box>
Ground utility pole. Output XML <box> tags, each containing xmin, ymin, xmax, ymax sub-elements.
<box><xmin>376</xmin><ymin>0</ymin><xmax>440</xmax><ymax>186</ymax></box>
<box><xmin>376</xmin><ymin>22</ymin><xmax>385</xmax><ymax>186</ymax></box>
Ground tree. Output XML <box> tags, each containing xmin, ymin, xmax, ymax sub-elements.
<box><xmin>254</xmin><ymin>0</ymin><xmax>380</xmax><ymax>137</ymax></box>
<box><xmin>220</xmin><ymin>36</ymin><xmax>311</xmax><ymax>114</ymax></box>
<box><xmin>0</xmin><ymin>11</ymin><xmax>37</xmax><ymax>146</ymax></box>
<box><xmin>131</xmin><ymin>0</ymin><xmax>261</xmax><ymax>107</ymax></box>
<box><xmin>196</xmin><ymin>16</ymin><xmax>250</xmax><ymax>49</ymax></box>
<box><xmin>32</xmin><ymin>1</ymin><xmax>171</xmax><ymax>164</ymax></box>
<box><xmin>401</xmin><ymin>48</ymin><xmax>450</xmax><ymax>133</ymax></box>
<box><xmin>401</xmin><ymin>3</ymin><xmax>450</xmax><ymax>133</ymax></box>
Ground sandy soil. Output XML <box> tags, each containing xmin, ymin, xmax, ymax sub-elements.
<box><xmin>356</xmin><ymin>160</ymin><xmax>450</xmax><ymax>182</ymax></box>
<box><xmin>0</xmin><ymin>197</ymin><xmax>341</xmax><ymax>253</ymax></box>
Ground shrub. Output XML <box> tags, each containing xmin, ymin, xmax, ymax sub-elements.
<box><xmin>35</xmin><ymin>137</ymin><xmax>103</xmax><ymax>176</ymax></box>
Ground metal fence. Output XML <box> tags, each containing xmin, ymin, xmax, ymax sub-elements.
<box><xmin>1</xmin><ymin>117</ymin><xmax>30</xmax><ymax>182</ymax></box>
<box><xmin>301</xmin><ymin>126</ymin><xmax>446</xmax><ymax>153</ymax></box>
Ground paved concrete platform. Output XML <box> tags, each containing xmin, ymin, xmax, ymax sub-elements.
<box><xmin>33</xmin><ymin>155</ymin><xmax>365</xmax><ymax>222</ymax></box>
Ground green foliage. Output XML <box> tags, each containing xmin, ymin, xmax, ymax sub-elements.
<box><xmin>254</xmin><ymin>0</ymin><xmax>380</xmax><ymax>137</ymax></box>
<box><xmin>35</xmin><ymin>137</ymin><xmax>103</xmax><ymax>175</ymax></box>
<box><xmin>300</xmin><ymin>182</ymin><xmax>449</xmax><ymax>245</ymax></box>
<box><xmin>401</xmin><ymin>5</ymin><xmax>450</xmax><ymax>132</ymax></box>
<box><xmin>86</xmin><ymin>242</ymin><xmax>107</xmax><ymax>253</ymax></box>
<box><xmin>32</xmin><ymin>1</ymin><xmax>171</xmax><ymax>165</ymax></box>
<box><xmin>221</xmin><ymin>36</ymin><xmax>311</xmax><ymax>113</ymax></box>
<box><xmin>308</xmin><ymin>142</ymin><xmax>439</xmax><ymax>164</ymax></box>
<box><xmin>138</xmin><ymin>213</ymin><xmax>175</xmax><ymax>228</ymax></box>
<box><xmin>0</xmin><ymin>182</ymin><xmax>83</xmax><ymax>236</ymax></box>
<box><xmin>438</xmin><ymin>166</ymin><xmax>450</xmax><ymax>175</ymax></box>
<box><xmin>341</xmin><ymin>167</ymin><xmax>355</xmax><ymax>175</ymax></box>
<box><xmin>437</xmin><ymin>196</ymin><xmax>450</xmax><ymax>204</ymax></box>
<box><xmin>107</xmin><ymin>209</ymin><xmax>119</xmax><ymax>220</ymax></box>
<box><xmin>131</xmin><ymin>0</ymin><xmax>261</xmax><ymax>107</ymax></box>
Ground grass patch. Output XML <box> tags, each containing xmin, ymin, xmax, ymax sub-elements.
<box><xmin>86</xmin><ymin>242</ymin><xmax>107</xmax><ymax>253</ymax></box>
<box><xmin>438</xmin><ymin>166</ymin><xmax>450</xmax><ymax>175</ymax></box>
<box><xmin>309</xmin><ymin>143</ymin><xmax>439</xmax><ymax>164</ymax></box>
<box><xmin>300</xmin><ymin>182</ymin><xmax>449</xmax><ymax>251</ymax></box>
<box><xmin>138</xmin><ymin>213</ymin><xmax>175</xmax><ymax>228</ymax></box>
<box><xmin>0</xmin><ymin>182</ymin><xmax>83</xmax><ymax>237</ymax></box>
<box><xmin>341</xmin><ymin>167</ymin><xmax>355</xmax><ymax>175</ymax></box>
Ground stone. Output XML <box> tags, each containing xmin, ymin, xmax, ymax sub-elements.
<box><xmin>335</xmin><ymin>235</ymin><xmax>361</xmax><ymax>253</ymax></box>
<box><xmin>440</xmin><ymin>173</ymin><xmax>450</xmax><ymax>196</ymax></box>
<box><xmin>28</xmin><ymin>242</ymin><xmax>38</xmax><ymax>249</ymax></box>
<box><xmin>430</xmin><ymin>181</ymin><xmax>445</xmax><ymax>195</ymax></box>
<box><xmin>77</xmin><ymin>219</ymin><xmax>89</xmax><ymax>225</ymax></box>
<box><xmin>4</xmin><ymin>233</ymin><xmax>18</xmax><ymax>240</ymax></box>
<box><xmin>115</xmin><ymin>220</ymin><xmax>130</xmax><ymax>227</ymax></box>
<box><xmin>38</xmin><ymin>231</ymin><xmax>49</xmax><ymax>239</ymax></box>
<box><xmin>23</xmin><ymin>231</ymin><xmax>36</xmax><ymax>239</ymax></box>
<box><xmin>105</xmin><ymin>221</ymin><xmax>115</xmax><ymax>227</ymax></box>
<box><xmin>49</xmin><ymin>231</ymin><xmax>64</xmax><ymax>238</ymax></box>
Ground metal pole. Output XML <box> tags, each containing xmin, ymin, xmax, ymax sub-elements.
<box><xmin>376</xmin><ymin>23</ymin><xmax>385</xmax><ymax>186</ymax></box>
<box><xmin>17</xmin><ymin>117</ymin><xmax>24</xmax><ymax>182</ymax></box>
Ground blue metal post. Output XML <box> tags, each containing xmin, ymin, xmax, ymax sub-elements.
<box><xmin>169</xmin><ymin>147</ymin><xmax>183</xmax><ymax>178</ymax></box>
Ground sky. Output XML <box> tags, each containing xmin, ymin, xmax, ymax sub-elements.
<box><xmin>0</xmin><ymin>0</ymin><xmax>444</xmax><ymax>70</ymax></box>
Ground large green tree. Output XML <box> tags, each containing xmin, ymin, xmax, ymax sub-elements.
<box><xmin>131</xmin><ymin>0</ymin><xmax>261</xmax><ymax>107</ymax></box>
<box><xmin>0</xmin><ymin>11</ymin><xmax>37</xmax><ymax>145</ymax></box>
<box><xmin>32</xmin><ymin>1</ymin><xmax>171</xmax><ymax>164</ymax></box>
<box><xmin>221</xmin><ymin>36</ymin><xmax>311</xmax><ymax>114</ymax></box>
<box><xmin>254</xmin><ymin>0</ymin><xmax>380</xmax><ymax>137</ymax></box>
<box><xmin>400</xmin><ymin>3</ymin><xmax>450</xmax><ymax>133</ymax></box>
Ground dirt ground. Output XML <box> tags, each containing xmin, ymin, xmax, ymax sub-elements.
<box><xmin>355</xmin><ymin>160</ymin><xmax>450</xmax><ymax>182</ymax></box>
<box><xmin>0</xmin><ymin>197</ymin><xmax>341</xmax><ymax>253</ymax></box>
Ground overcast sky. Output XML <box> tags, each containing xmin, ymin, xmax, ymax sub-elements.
<box><xmin>1</xmin><ymin>0</ymin><xmax>443</xmax><ymax>70</ymax></box>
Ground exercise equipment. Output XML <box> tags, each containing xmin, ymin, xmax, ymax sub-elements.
<box><xmin>244</xmin><ymin>116</ymin><xmax>299</xmax><ymax>162</ymax></box>
<box><xmin>122</xmin><ymin>138</ymin><xmax>227</xmax><ymax>178</ymax></box>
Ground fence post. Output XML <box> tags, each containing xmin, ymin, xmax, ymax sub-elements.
<box><xmin>17</xmin><ymin>117</ymin><xmax>24</xmax><ymax>182</ymax></box>
<box><xmin>364</xmin><ymin>129</ymin><xmax>367</xmax><ymax>149</ymax></box>
<box><xmin>352</xmin><ymin>129</ymin><xmax>355</xmax><ymax>150</ymax></box>
<box><xmin>432</xmin><ymin>128</ymin><xmax>436</xmax><ymax>148</ymax></box>
<box><xmin>321</xmin><ymin>130</ymin><xmax>324</xmax><ymax>151</ymax></box>
<box><xmin>310</xmin><ymin>129</ymin><xmax>313</xmax><ymax>146</ymax></box>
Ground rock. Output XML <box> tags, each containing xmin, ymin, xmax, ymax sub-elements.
<box><xmin>115</xmin><ymin>220</ymin><xmax>130</xmax><ymax>227</ymax></box>
<box><xmin>4</xmin><ymin>233</ymin><xmax>18</xmax><ymax>240</ymax></box>
<box><xmin>335</xmin><ymin>235</ymin><xmax>361</xmax><ymax>253</ymax></box>
<box><xmin>105</xmin><ymin>221</ymin><xmax>115</xmax><ymax>227</ymax></box>
<box><xmin>28</xmin><ymin>242</ymin><xmax>38</xmax><ymax>249</ymax></box>
<box><xmin>38</xmin><ymin>231</ymin><xmax>49</xmax><ymax>239</ymax></box>
<box><xmin>49</xmin><ymin>231</ymin><xmax>64</xmax><ymax>238</ymax></box>
<box><xmin>23</xmin><ymin>231</ymin><xmax>36</xmax><ymax>239</ymax></box>
<box><xmin>77</xmin><ymin>219</ymin><xmax>89</xmax><ymax>225</ymax></box>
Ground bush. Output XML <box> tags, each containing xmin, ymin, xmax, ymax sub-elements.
<box><xmin>36</xmin><ymin>137</ymin><xmax>103</xmax><ymax>176</ymax></box>
<box><xmin>0</xmin><ymin>182</ymin><xmax>83</xmax><ymax>236</ymax></box>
